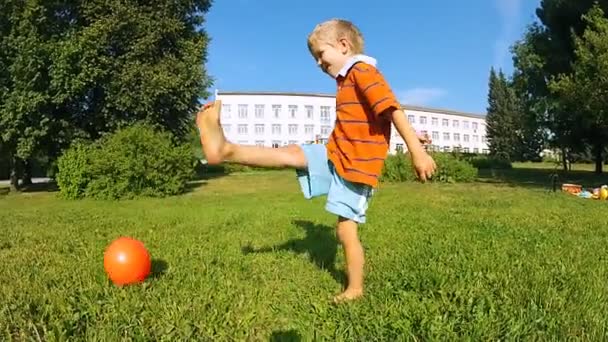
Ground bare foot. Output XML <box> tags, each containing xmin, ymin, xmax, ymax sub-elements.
<box><xmin>333</xmin><ymin>288</ymin><xmax>363</xmax><ymax>304</ymax></box>
<box><xmin>196</xmin><ymin>100</ymin><xmax>228</xmax><ymax>165</ymax></box>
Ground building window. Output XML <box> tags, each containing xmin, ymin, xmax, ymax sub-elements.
<box><xmin>473</xmin><ymin>148</ymin><xmax>479</xmax><ymax>153</ymax></box>
<box><xmin>473</xmin><ymin>135</ymin><xmax>479</xmax><ymax>142</ymax></box>
<box><xmin>454</xmin><ymin>133</ymin><xmax>460</xmax><ymax>142</ymax></box>
<box><xmin>396</xmin><ymin>143</ymin><xmax>404</xmax><ymax>152</ymax></box>
<box><xmin>321</xmin><ymin>125</ymin><xmax>331</xmax><ymax>135</ymax></box>
<box><xmin>443</xmin><ymin>132</ymin><xmax>450</xmax><ymax>141</ymax></box>
<box><xmin>222</xmin><ymin>104</ymin><xmax>231</xmax><ymax>118</ymax></box>
<box><xmin>288</xmin><ymin>105</ymin><xmax>297</xmax><ymax>118</ymax></box>
<box><xmin>463</xmin><ymin>121</ymin><xmax>469</xmax><ymax>129</ymax></box>
<box><xmin>288</xmin><ymin>124</ymin><xmax>298</xmax><ymax>135</ymax></box>
<box><xmin>223</xmin><ymin>124</ymin><xmax>231</xmax><ymax>133</ymax></box>
<box><xmin>464</xmin><ymin>134</ymin><xmax>470</xmax><ymax>142</ymax></box>
<box><xmin>320</xmin><ymin>106</ymin><xmax>331</xmax><ymax>123</ymax></box>
<box><xmin>419</xmin><ymin>116</ymin><xmax>427</xmax><ymax>125</ymax></box>
<box><xmin>272</xmin><ymin>105</ymin><xmax>281</xmax><ymax>118</ymax></box>
<box><xmin>442</xmin><ymin>119</ymin><xmax>449</xmax><ymax>127</ymax></box>
<box><xmin>272</xmin><ymin>141</ymin><xmax>281</xmax><ymax>148</ymax></box>
<box><xmin>288</xmin><ymin>140</ymin><xmax>298</xmax><ymax>145</ymax></box>
<box><xmin>255</xmin><ymin>104</ymin><xmax>264</xmax><ymax>118</ymax></box>
<box><xmin>238</xmin><ymin>124</ymin><xmax>247</xmax><ymax>134</ymax></box>
<box><xmin>408</xmin><ymin>115</ymin><xmax>415</xmax><ymax>123</ymax></box>
<box><xmin>463</xmin><ymin>147</ymin><xmax>470</xmax><ymax>153</ymax></box>
<box><xmin>432</xmin><ymin>117</ymin><xmax>438</xmax><ymax>126</ymax></box>
<box><xmin>453</xmin><ymin>120</ymin><xmax>459</xmax><ymax>128</ymax></box>
<box><xmin>272</xmin><ymin>124</ymin><xmax>281</xmax><ymax>135</ymax></box>
<box><xmin>472</xmin><ymin>122</ymin><xmax>478</xmax><ymax>130</ymax></box>
<box><xmin>238</xmin><ymin>104</ymin><xmax>247</xmax><ymax>118</ymax></box>
<box><xmin>482</xmin><ymin>135</ymin><xmax>487</xmax><ymax>143</ymax></box>
<box><xmin>304</xmin><ymin>125</ymin><xmax>314</xmax><ymax>134</ymax></box>
<box><xmin>255</xmin><ymin>140</ymin><xmax>264</xmax><ymax>146</ymax></box>
<box><xmin>432</xmin><ymin>131</ymin><xmax>439</xmax><ymax>140</ymax></box>
<box><xmin>305</xmin><ymin>105</ymin><xmax>313</xmax><ymax>119</ymax></box>
<box><xmin>255</xmin><ymin>124</ymin><xmax>264</xmax><ymax>135</ymax></box>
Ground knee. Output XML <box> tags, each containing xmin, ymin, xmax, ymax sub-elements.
<box><xmin>336</xmin><ymin>218</ymin><xmax>359</xmax><ymax>245</ymax></box>
<box><xmin>282</xmin><ymin>144</ymin><xmax>306</xmax><ymax>169</ymax></box>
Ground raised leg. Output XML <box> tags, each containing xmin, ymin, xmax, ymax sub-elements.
<box><xmin>196</xmin><ymin>100</ymin><xmax>307</xmax><ymax>169</ymax></box>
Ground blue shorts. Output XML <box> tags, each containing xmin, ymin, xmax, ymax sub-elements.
<box><xmin>295</xmin><ymin>144</ymin><xmax>374</xmax><ymax>223</ymax></box>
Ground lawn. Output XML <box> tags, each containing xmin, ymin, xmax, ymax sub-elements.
<box><xmin>2</xmin><ymin>165</ymin><xmax>608</xmax><ymax>340</ymax></box>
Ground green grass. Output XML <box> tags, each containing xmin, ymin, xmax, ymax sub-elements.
<box><xmin>2</xmin><ymin>166</ymin><xmax>608</xmax><ymax>340</ymax></box>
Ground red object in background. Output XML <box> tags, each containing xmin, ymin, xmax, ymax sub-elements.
<box><xmin>103</xmin><ymin>237</ymin><xmax>151</xmax><ymax>285</ymax></box>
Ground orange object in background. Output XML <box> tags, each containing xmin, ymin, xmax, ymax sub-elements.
<box><xmin>561</xmin><ymin>183</ymin><xmax>582</xmax><ymax>195</ymax></box>
<box><xmin>103</xmin><ymin>237</ymin><xmax>151</xmax><ymax>285</ymax></box>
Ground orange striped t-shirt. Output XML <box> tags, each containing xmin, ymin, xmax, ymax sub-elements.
<box><xmin>326</xmin><ymin>56</ymin><xmax>401</xmax><ymax>188</ymax></box>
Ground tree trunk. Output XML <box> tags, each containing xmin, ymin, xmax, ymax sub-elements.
<box><xmin>9</xmin><ymin>154</ymin><xmax>20</xmax><ymax>192</ymax></box>
<box><xmin>594</xmin><ymin>143</ymin><xmax>603</xmax><ymax>174</ymax></box>
<box><xmin>21</xmin><ymin>159</ymin><xmax>32</xmax><ymax>186</ymax></box>
<box><xmin>561</xmin><ymin>146</ymin><xmax>568</xmax><ymax>171</ymax></box>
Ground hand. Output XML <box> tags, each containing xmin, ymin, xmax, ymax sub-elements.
<box><xmin>417</xmin><ymin>132</ymin><xmax>432</xmax><ymax>145</ymax></box>
<box><xmin>411</xmin><ymin>151</ymin><xmax>437</xmax><ymax>182</ymax></box>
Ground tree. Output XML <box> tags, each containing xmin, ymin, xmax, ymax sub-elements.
<box><xmin>0</xmin><ymin>0</ymin><xmax>52</xmax><ymax>192</ymax></box>
<box><xmin>511</xmin><ymin>0</ymin><xmax>608</xmax><ymax>170</ymax></box>
<box><xmin>49</xmin><ymin>0</ymin><xmax>214</xmax><ymax>142</ymax></box>
<box><xmin>485</xmin><ymin>68</ymin><xmax>521</xmax><ymax>160</ymax></box>
<box><xmin>549</xmin><ymin>4</ymin><xmax>608</xmax><ymax>173</ymax></box>
<box><xmin>0</xmin><ymin>0</ymin><xmax>214</xmax><ymax>191</ymax></box>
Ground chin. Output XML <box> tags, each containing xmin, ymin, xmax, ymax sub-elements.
<box><xmin>325</xmin><ymin>69</ymin><xmax>337</xmax><ymax>78</ymax></box>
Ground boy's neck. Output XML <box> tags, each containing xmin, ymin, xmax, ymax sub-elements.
<box><xmin>335</xmin><ymin>54</ymin><xmax>377</xmax><ymax>78</ymax></box>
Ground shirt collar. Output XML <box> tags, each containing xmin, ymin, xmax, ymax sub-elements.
<box><xmin>336</xmin><ymin>54</ymin><xmax>377</xmax><ymax>78</ymax></box>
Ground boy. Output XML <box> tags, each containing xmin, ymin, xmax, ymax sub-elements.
<box><xmin>196</xmin><ymin>19</ymin><xmax>436</xmax><ymax>303</ymax></box>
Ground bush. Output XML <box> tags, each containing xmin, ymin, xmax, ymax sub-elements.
<box><xmin>56</xmin><ymin>123</ymin><xmax>195</xmax><ymax>200</ymax></box>
<box><xmin>55</xmin><ymin>141</ymin><xmax>95</xmax><ymax>199</ymax></box>
<box><xmin>466</xmin><ymin>155</ymin><xmax>512</xmax><ymax>169</ymax></box>
<box><xmin>381</xmin><ymin>151</ymin><xmax>477</xmax><ymax>183</ymax></box>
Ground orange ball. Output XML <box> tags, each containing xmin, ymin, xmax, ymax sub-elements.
<box><xmin>103</xmin><ymin>237</ymin><xmax>151</xmax><ymax>285</ymax></box>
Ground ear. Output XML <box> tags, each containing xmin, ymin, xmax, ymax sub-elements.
<box><xmin>337</xmin><ymin>38</ymin><xmax>350</xmax><ymax>54</ymax></box>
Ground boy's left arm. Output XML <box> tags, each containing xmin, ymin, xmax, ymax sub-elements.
<box><xmin>389</xmin><ymin>108</ymin><xmax>437</xmax><ymax>182</ymax></box>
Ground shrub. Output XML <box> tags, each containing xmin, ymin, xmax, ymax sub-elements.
<box><xmin>466</xmin><ymin>155</ymin><xmax>512</xmax><ymax>169</ymax></box>
<box><xmin>56</xmin><ymin>123</ymin><xmax>195</xmax><ymax>200</ymax></box>
<box><xmin>381</xmin><ymin>151</ymin><xmax>477</xmax><ymax>183</ymax></box>
<box><xmin>55</xmin><ymin>141</ymin><xmax>95</xmax><ymax>199</ymax></box>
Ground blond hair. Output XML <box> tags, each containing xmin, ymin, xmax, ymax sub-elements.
<box><xmin>307</xmin><ymin>19</ymin><xmax>364</xmax><ymax>54</ymax></box>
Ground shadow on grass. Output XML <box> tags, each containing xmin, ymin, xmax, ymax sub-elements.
<box><xmin>269</xmin><ymin>329</ymin><xmax>301</xmax><ymax>342</ymax></box>
<box><xmin>242</xmin><ymin>220</ymin><xmax>344</xmax><ymax>286</ymax></box>
<box><xmin>0</xmin><ymin>180</ymin><xmax>59</xmax><ymax>194</ymax></box>
<box><xmin>150</xmin><ymin>258</ymin><xmax>168</xmax><ymax>279</ymax></box>
<box><xmin>477</xmin><ymin>167</ymin><xmax>608</xmax><ymax>190</ymax></box>
<box><xmin>21</xmin><ymin>181</ymin><xmax>59</xmax><ymax>193</ymax></box>
<box><xmin>183</xmin><ymin>179</ymin><xmax>208</xmax><ymax>193</ymax></box>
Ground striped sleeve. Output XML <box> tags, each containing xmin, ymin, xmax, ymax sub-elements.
<box><xmin>351</xmin><ymin>63</ymin><xmax>401</xmax><ymax>117</ymax></box>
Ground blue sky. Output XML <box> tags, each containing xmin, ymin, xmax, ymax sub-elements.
<box><xmin>204</xmin><ymin>0</ymin><xmax>540</xmax><ymax>115</ymax></box>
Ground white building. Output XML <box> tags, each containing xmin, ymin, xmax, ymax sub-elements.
<box><xmin>215</xmin><ymin>90</ymin><xmax>489</xmax><ymax>154</ymax></box>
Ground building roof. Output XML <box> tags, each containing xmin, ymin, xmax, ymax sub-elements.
<box><xmin>216</xmin><ymin>90</ymin><xmax>486</xmax><ymax>119</ymax></box>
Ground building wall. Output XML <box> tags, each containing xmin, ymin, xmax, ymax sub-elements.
<box><xmin>215</xmin><ymin>91</ymin><xmax>489</xmax><ymax>154</ymax></box>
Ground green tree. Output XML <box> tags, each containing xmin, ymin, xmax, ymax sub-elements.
<box><xmin>549</xmin><ymin>5</ymin><xmax>608</xmax><ymax>173</ymax></box>
<box><xmin>511</xmin><ymin>0</ymin><xmax>608</xmax><ymax>169</ymax></box>
<box><xmin>49</xmin><ymin>0</ymin><xmax>213</xmax><ymax>142</ymax></box>
<box><xmin>485</xmin><ymin>68</ymin><xmax>521</xmax><ymax>160</ymax></box>
<box><xmin>0</xmin><ymin>0</ymin><xmax>52</xmax><ymax>192</ymax></box>
<box><xmin>0</xmin><ymin>0</ymin><xmax>214</xmax><ymax>192</ymax></box>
